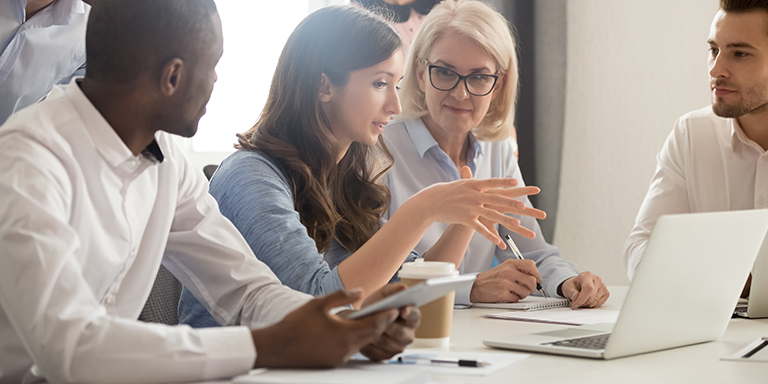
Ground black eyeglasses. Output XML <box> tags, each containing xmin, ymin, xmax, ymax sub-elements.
<box><xmin>428</xmin><ymin>64</ymin><xmax>499</xmax><ymax>97</ymax></box>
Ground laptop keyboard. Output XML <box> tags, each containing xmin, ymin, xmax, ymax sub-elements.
<box><xmin>543</xmin><ymin>333</ymin><xmax>611</xmax><ymax>350</ymax></box>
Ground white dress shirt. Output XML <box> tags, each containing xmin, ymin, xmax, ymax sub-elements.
<box><xmin>382</xmin><ymin>118</ymin><xmax>579</xmax><ymax>304</ymax></box>
<box><xmin>624</xmin><ymin>106</ymin><xmax>768</xmax><ymax>279</ymax></box>
<box><xmin>0</xmin><ymin>0</ymin><xmax>89</xmax><ymax>125</ymax></box>
<box><xmin>0</xmin><ymin>82</ymin><xmax>311</xmax><ymax>384</ymax></box>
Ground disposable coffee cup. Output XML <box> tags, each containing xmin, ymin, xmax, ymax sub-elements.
<box><xmin>398</xmin><ymin>259</ymin><xmax>459</xmax><ymax>348</ymax></box>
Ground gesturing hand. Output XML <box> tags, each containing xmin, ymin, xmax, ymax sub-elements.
<box><xmin>560</xmin><ymin>272</ymin><xmax>610</xmax><ymax>309</ymax></box>
<box><xmin>416</xmin><ymin>166</ymin><xmax>546</xmax><ymax>248</ymax></box>
<box><xmin>469</xmin><ymin>259</ymin><xmax>542</xmax><ymax>303</ymax></box>
<box><xmin>251</xmin><ymin>289</ymin><xmax>398</xmax><ymax>368</ymax></box>
<box><xmin>359</xmin><ymin>283</ymin><xmax>421</xmax><ymax>361</ymax></box>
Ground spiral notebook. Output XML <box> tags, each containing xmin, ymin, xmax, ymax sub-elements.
<box><xmin>472</xmin><ymin>296</ymin><xmax>569</xmax><ymax>311</ymax></box>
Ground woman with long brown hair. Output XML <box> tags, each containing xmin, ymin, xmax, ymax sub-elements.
<box><xmin>179</xmin><ymin>4</ymin><xmax>544</xmax><ymax>327</ymax></box>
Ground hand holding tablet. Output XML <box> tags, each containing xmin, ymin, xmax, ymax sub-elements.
<box><xmin>344</xmin><ymin>274</ymin><xmax>476</xmax><ymax>319</ymax></box>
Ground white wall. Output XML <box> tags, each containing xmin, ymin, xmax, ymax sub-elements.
<box><xmin>553</xmin><ymin>0</ymin><xmax>718</xmax><ymax>285</ymax></box>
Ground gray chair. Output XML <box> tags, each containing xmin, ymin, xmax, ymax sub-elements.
<box><xmin>138</xmin><ymin>265</ymin><xmax>182</xmax><ymax>325</ymax></box>
<box><xmin>138</xmin><ymin>164</ymin><xmax>219</xmax><ymax>325</ymax></box>
<box><xmin>203</xmin><ymin>164</ymin><xmax>218</xmax><ymax>181</ymax></box>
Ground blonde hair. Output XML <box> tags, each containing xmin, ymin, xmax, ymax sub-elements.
<box><xmin>398</xmin><ymin>0</ymin><xmax>518</xmax><ymax>142</ymax></box>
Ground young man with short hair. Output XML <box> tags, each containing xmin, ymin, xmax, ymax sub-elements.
<box><xmin>625</xmin><ymin>0</ymin><xmax>768</xmax><ymax>292</ymax></box>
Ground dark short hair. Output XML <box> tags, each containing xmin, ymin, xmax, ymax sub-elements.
<box><xmin>720</xmin><ymin>0</ymin><xmax>768</xmax><ymax>12</ymax></box>
<box><xmin>85</xmin><ymin>0</ymin><xmax>218</xmax><ymax>83</ymax></box>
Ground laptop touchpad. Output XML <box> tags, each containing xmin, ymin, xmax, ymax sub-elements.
<box><xmin>535</xmin><ymin>328</ymin><xmax>606</xmax><ymax>338</ymax></box>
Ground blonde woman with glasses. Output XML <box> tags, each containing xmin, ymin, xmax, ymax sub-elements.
<box><xmin>383</xmin><ymin>0</ymin><xmax>609</xmax><ymax>309</ymax></box>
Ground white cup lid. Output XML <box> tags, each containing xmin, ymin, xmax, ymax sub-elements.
<box><xmin>398</xmin><ymin>259</ymin><xmax>458</xmax><ymax>279</ymax></box>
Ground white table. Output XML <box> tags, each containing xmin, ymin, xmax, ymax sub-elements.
<box><xmin>430</xmin><ymin>286</ymin><xmax>768</xmax><ymax>383</ymax></box>
<box><xmin>202</xmin><ymin>286</ymin><xmax>768</xmax><ymax>383</ymax></box>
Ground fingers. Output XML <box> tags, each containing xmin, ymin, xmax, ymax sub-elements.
<box><xmin>504</xmin><ymin>260</ymin><xmax>542</xmax><ymax>288</ymax></box>
<box><xmin>595</xmin><ymin>284</ymin><xmax>611</xmax><ymax>308</ymax></box>
<box><xmin>360</xmin><ymin>342</ymin><xmax>398</xmax><ymax>362</ymax></box>
<box><xmin>398</xmin><ymin>306</ymin><xmax>421</xmax><ymax>329</ymax></box>
<box><xmin>467</xmin><ymin>177</ymin><xmax>519</xmax><ymax>190</ymax></box>
<box><xmin>594</xmin><ymin>286</ymin><xmax>610</xmax><ymax>308</ymax></box>
<box><xmin>469</xmin><ymin>264</ymin><xmax>536</xmax><ymax>303</ymax></box>
<box><xmin>460</xmin><ymin>166</ymin><xmax>473</xmax><ymax>180</ymax></box>
<box><xmin>503</xmin><ymin>259</ymin><xmax>541</xmax><ymax>288</ymax></box>
<box><xmin>485</xmin><ymin>186</ymin><xmax>541</xmax><ymax>199</ymax></box>
<box><xmin>581</xmin><ymin>273</ymin><xmax>609</xmax><ymax>308</ymax></box>
<box><xmin>518</xmin><ymin>207</ymin><xmax>547</xmax><ymax>220</ymax></box>
<box><xmin>497</xmin><ymin>261</ymin><xmax>537</xmax><ymax>293</ymax></box>
<box><xmin>362</xmin><ymin>283</ymin><xmax>406</xmax><ymax>308</ymax></box>
<box><xmin>498</xmin><ymin>221</ymin><xmax>536</xmax><ymax>240</ymax></box>
<box><xmin>476</xmin><ymin>207</ymin><xmax>536</xmax><ymax>239</ymax></box>
<box><xmin>467</xmin><ymin>218</ymin><xmax>503</xmax><ymax>247</ymax></box>
<box><xmin>360</xmin><ymin>315</ymin><xmax>416</xmax><ymax>361</ymax></box>
<box><xmin>316</xmin><ymin>289</ymin><xmax>364</xmax><ymax>312</ymax></box>
<box><xmin>484</xmin><ymin>203</ymin><xmax>547</xmax><ymax>221</ymax></box>
<box><xmin>347</xmin><ymin>308</ymin><xmax>399</xmax><ymax>344</ymax></box>
<box><xmin>567</xmin><ymin>272</ymin><xmax>607</xmax><ymax>309</ymax></box>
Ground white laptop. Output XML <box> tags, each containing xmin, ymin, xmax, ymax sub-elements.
<box><xmin>734</xmin><ymin>233</ymin><xmax>768</xmax><ymax>318</ymax></box>
<box><xmin>483</xmin><ymin>210</ymin><xmax>768</xmax><ymax>359</ymax></box>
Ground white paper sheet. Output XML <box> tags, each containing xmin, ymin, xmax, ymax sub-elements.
<box><xmin>486</xmin><ymin>307</ymin><xmax>620</xmax><ymax>325</ymax></box>
<box><xmin>382</xmin><ymin>348</ymin><xmax>530</xmax><ymax>377</ymax></box>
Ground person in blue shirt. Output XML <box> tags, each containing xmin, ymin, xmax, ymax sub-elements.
<box><xmin>0</xmin><ymin>0</ymin><xmax>91</xmax><ymax>125</ymax></box>
<box><xmin>179</xmin><ymin>4</ymin><xmax>546</xmax><ymax>328</ymax></box>
<box><xmin>383</xmin><ymin>0</ymin><xmax>610</xmax><ymax>309</ymax></box>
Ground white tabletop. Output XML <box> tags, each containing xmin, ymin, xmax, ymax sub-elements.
<box><xmin>430</xmin><ymin>286</ymin><xmax>768</xmax><ymax>383</ymax></box>
<box><xmin>201</xmin><ymin>286</ymin><xmax>768</xmax><ymax>383</ymax></box>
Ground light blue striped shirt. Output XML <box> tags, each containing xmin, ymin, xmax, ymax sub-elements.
<box><xmin>0</xmin><ymin>0</ymin><xmax>89</xmax><ymax>124</ymax></box>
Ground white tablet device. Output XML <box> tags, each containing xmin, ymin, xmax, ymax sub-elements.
<box><xmin>343</xmin><ymin>274</ymin><xmax>476</xmax><ymax>319</ymax></box>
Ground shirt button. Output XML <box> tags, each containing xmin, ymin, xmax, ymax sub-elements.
<box><xmin>759</xmin><ymin>197</ymin><xmax>766</xmax><ymax>206</ymax></box>
<box><xmin>105</xmin><ymin>295</ymin><xmax>115</xmax><ymax>305</ymax></box>
<box><xmin>126</xmin><ymin>159</ymin><xmax>138</xmax><ymax>168</ymax></box>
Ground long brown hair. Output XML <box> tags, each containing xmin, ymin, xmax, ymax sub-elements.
<box><xmin>237</xmin><ymin>5</ymin><xmax>402</xmax><ymax>254</ymax></box>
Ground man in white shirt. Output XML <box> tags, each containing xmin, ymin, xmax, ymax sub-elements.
<box><xmin>0</xmin><ymin>1</ymin><xmax>418</xmax><ymax>383</ymax></box>
<box><xmin>625</xmin><ymin>0</ymin><xmax>768</xmax><ymax>290</ymax></box>
<box><xmin>0</xmin><ymin>0</ymin><xmax>91</xmax><ymax>125</ymax></box>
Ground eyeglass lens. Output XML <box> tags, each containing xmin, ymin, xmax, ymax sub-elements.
<box><xmin>429</xmin><ymin>66</ymin><xmax>497</xmax><ymax>96</ymax></box>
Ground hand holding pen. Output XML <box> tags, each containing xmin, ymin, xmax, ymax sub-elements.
<box><xmin>504</xmin><ymin>234</ymin><xmax>548</xmax><ymax>299</ymax></box>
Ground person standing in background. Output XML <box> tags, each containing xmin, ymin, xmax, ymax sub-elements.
<box><xmin>0</xmin><ymin>0</ymin><xmax>91</xmax><ymax>125</ymax></box>
<box><xmin>353</xmin><ymin>0</ymin><xmax>440</xmax><ymax>55</ymax></box>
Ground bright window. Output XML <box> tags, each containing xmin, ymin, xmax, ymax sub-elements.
<box><xmin>179</xmin><ymin>0</ymin><xmax>349</xmax><ymax>170</ymax></box>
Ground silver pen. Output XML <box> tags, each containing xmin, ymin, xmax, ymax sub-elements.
<box><xmin>503</xmin><ymin>234</ymin><xmax>548</xmax><ymax>299</ymax></box>
<box><xmin>397</xmin><ymin>356</ymin><xmax>490</xmax><ymax>367</ymax></box>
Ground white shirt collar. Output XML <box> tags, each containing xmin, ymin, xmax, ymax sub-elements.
<box><xmin>63</xmin><ymin>80</ymin><xmax>162</xmax><ymax>168</ymax></box>
<box><xmin>729</xmin><ymin>116</ymin><xmax>765</xmax><ymax>153</ymax></box>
